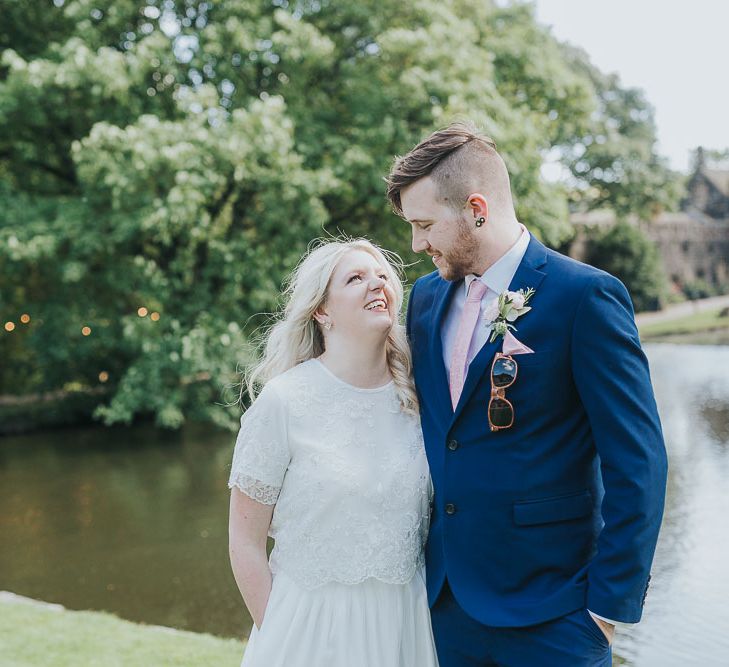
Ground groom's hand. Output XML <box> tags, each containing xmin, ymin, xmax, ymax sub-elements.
<box><xmin>589</xmin><ymin>611</ymin><xmax>615</xmax><ymax>644</ymax></box>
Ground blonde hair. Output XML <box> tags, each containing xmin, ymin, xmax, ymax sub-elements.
<box><xmin>243</xmin><ymin>238</ymin><xmax>419</xmax><ymax>415</ymax></box>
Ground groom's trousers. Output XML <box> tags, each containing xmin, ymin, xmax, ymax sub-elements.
<box><xmin>431</xmin><ymin>581</ymin><xmax>612</xmax><ymax>667</ymax></box>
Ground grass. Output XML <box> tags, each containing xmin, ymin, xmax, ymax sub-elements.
<box><xmin>638</xmin><ymin>307</ymin><xmax>729</xmax><ymax>340</ymax></box>
<box><xmin>0</xmin><ymin>593</ymin><xmax>245</xmax><ymax>667</ymax></box>
<box><xmin>0</xmin><ymin>594</ymin><xmax>633</xmax><ymax>666</ymax></box>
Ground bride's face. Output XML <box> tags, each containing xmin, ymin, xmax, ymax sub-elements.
<box><xmin>318</xmin><ymin>250</ymin><xmax>396</xmax><ymax>338</ymax></box>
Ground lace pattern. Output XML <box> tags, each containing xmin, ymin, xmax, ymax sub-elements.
<box><xmin>229</xmin><ymin>473</ymin><xmax>281</xmax><ymax>505</ymax></box>
<box><xmin>227</xmin><ymin>381</ymin><xmax>290</xmax><ymax>507</ymax></box>
<box><xmin>228</xmin><ymin>359</ymin><xmax>432</xmax><ymax>589</ymax></box>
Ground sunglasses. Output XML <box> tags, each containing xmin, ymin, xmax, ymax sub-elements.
<box><xmin>489</xmin><ymin>353</ymin><xmax>517</xmax><ymax>432</ymax></box>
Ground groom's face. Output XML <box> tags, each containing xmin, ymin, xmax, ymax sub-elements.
<box><xmin>400</xmin><ymin>177</ymin><xmax>479</xmax><ymax>282</ymax></box>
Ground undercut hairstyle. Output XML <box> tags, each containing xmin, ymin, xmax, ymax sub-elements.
<box><xmin>385</xmin><ymin>122</ymin><xmax>511</xmax><ymax>218</ymax></box>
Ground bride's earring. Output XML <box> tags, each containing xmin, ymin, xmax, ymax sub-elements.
<box><xmin>313</xmin><ymin>314</ymin><xmax>332</xmax><ymax>330</ymax></box>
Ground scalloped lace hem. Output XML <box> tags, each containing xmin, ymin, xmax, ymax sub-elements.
<box><xmin>228</xmin><ymin>474</ymin><xmax>281</xmax><ymax>505</ymax></box>
<box><xmin>271</xmin><ymin>560</ymin><xmax>424</xmax><ymax>590</ymax></box>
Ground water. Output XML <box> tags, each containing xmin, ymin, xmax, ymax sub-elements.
<box><xmin>0</xmin><ymin>423</ymin><xmax>247</xmax><ymax>639</ymax></box>
<box><xmin>1</xmin><ymin>343</ymin><xmax>729</xmax><ymax>665</ymax></box>
<box><xmin>610</xmin><ymin>344</ymin><xmax>729</xmax><ymax>666</ymax></box>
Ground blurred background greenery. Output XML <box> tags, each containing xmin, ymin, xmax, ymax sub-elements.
<box><xmin>0</xmin><ymin>0</ymin><xmax>682</xmax><ymax>431</ymax></box>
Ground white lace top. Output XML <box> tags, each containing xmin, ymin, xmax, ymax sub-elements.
<box><xmin>228</xmin><ymin>358</ymin><xmax>432</xmax><ymax>589</ymax></box>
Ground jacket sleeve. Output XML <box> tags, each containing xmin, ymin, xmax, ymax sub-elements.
<box><xmin>571</xmin><ymin>272</ymin><xmax>668</xmax><ymax>623</ymax></box>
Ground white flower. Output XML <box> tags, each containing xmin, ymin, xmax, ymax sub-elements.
<box><xmin>507</xmin><ymin>291</ymin><xmax>525</xmax><ymax>309</ymax></box>
<box><xmin>486</xmin><ymin>287</ymin><xmax>536</xmax><ymax>343</ymax></box>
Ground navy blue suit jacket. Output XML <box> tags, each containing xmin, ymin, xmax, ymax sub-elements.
<box><xmin>406</xmin><ymin>234</ymin><xmax>668</xmax><ymax>626</ymax></box>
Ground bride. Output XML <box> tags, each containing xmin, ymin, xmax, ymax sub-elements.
<box><xmin>228</xmin><ymin>238</ymin><xmax>439</xmax><ymax>667</ymax></box>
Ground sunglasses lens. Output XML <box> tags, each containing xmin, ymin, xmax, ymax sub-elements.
<box><xmin>489</xmin><ymin>398</ymin><xmax>513</xmax><ymax>428</ymax></box>
<box><xmin>492</xmin><ymin>357</ymin><xmax>517</xmax><ymax>388</ymax></box>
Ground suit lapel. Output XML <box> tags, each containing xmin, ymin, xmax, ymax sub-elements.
<box><xmin>428</xmin><ymin>277</ymin><xmax>460</xmax><ymax>419</ymax></box>
<box><xmin>451</xmin><ymin>234</ymin><xmax>548</xmax><ymax>424</ymax></box>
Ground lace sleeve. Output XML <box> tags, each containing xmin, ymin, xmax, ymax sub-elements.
<box><xmin>228</xmin><ymin>382</ymin><xmax>290</xmax><ymax>505</ymax></box>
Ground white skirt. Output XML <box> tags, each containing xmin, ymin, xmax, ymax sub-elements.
<box><xmin>241</xmin><ymin>569</ymin><xmax>439</xmax><ymax>667</ymax></box>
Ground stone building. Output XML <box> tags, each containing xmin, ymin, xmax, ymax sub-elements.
<box><xmin>688</xmin><ymin>153</ymin><xmax>729</xmax><ymax>220</ymax></box>
<box><xmin>570</xmin><ymin>154</ymin><xmax>729</xmax><ymax>295</ymax></box>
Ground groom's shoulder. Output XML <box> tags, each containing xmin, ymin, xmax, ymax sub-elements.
<box><xmin>411</xmin><ymin>270</ymin><xmax>443</xmax><ymax>295</ymax></box>
<box><xmin>543</xmin><ymin>245</ymin><xmax>623</xmax><ymax>292</ymax></box>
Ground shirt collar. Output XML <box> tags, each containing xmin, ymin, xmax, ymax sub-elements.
<box><xmin>464</xmin><ymin>224</ymin><xmax>530</xmax><ymax>297</ymax></box>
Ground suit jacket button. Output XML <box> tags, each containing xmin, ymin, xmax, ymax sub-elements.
<box><xmin>447</xmin><ymin>439</ymin><xmax>459</xmax><ymax>451</ymax></box>
<box><xmin>445</xmin><ymin>503</ymin><xmax>457</xmax><ymax>515</ymax></box>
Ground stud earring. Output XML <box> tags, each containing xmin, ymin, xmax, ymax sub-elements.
<box><xmin>475</xmin><ymin>216</ymin><xmax>486</xmax><ymax>227</ymax></box>
<box><xmin>324</xmin><ymin>321</ymin><xmax>332</xmax><ymax>330</ymax></box>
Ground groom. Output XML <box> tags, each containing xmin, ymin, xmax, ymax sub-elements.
<box><xmin>387</xmin><ymin>123</ymin><xmax>668</xmax><ymax>666</ymax></box>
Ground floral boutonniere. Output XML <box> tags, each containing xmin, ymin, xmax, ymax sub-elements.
<box><xmin>484</xmin><ymin>288</ymin><xmax>535</xmax><ymax>343</ymax></box>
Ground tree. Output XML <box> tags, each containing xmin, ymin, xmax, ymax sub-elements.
<box><xmin>558</xmin><ymin>45</ymin><xmax>682</xmax><ymax>220</ymax></box>
<box><xmin>0</xmin><ymin>0</ymin><xmax>679</xmax><ymax>428</ymax></box>
<box><xmin>587</xmin><ymin>222</ymin><xmax>666</xmax><ymax>312</ymax></box>
<box><xmin>1</xmin><ymin>4</ymin><xmax>328</xmax><ymax>428</ymax></box>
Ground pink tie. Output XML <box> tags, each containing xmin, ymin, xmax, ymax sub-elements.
<box><xmin>449</xmin><ymin>280</ymin><xmax>488</xmax><ymax>409</ymax></box>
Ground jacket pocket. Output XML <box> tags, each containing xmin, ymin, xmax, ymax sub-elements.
<box><xmin>513</xmin><ymin>490</ymin><xmax>592</xmax><ymax>526</ymax></box>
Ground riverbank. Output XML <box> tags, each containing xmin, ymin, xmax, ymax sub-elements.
<box><xmin>0</xmin><ymin>387</ymin><xmax>106</xmax><ymax>435</ymax></box>
<box><xmin>637</xmin><ymin>306</ymin><xmax>729</xmax><ymax>343</ymax></box>
<box><xmin>635</xmin><ymin>294</ymin><xmax>729</xmax><ymax>326</ymax></box>
<box><xmin>0</xmin><ymin>592</ymin><xmax>245</xmax><ymax>666</ymax></box>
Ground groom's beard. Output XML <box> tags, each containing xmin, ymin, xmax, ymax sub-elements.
<box><xmin>436</xmin><ymin>218</ymin><xmax>480</xmax><ymax>282</ymax></box>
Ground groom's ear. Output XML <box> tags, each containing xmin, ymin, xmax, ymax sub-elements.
<box><xmin>466</xmin><ymin>193</ymin><xmax>488</xmax><ymax>222</ymax></box>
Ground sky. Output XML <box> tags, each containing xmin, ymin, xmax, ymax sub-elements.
<box><xmin>532</xmin><ymin>0</ymin><xmax>729</xmax><ymax>173</ymax></box>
